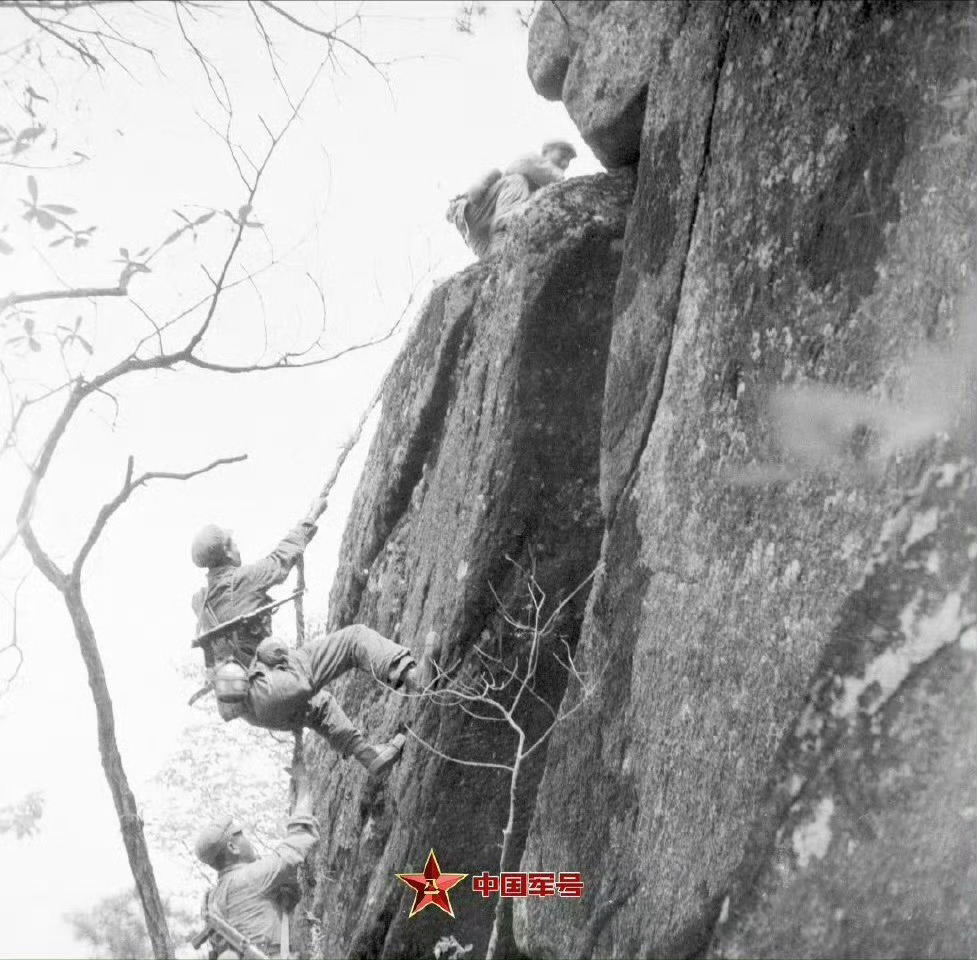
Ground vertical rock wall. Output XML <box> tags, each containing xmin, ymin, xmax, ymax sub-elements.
<box><xmin>517</xmin><ymin>4</ymin><xmax>975</xmax><ymax>957</ymax></box>
<box><xmin>305</xmin><ymin>174</ymin><xmax>633</xmax><ymax>959</ymax></box>
<box><xmin>519</xmin><ymin>2</ymin><xmax>976</xmax><ymax>958</ymax></box>
<box><xmin>308</xmin><ymin>2</ymin><xmax>975</xmax><ymax>958</ymax></box>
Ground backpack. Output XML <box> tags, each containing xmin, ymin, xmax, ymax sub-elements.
<box><xmin>191</xmin><ymin>588</ymin><xmax>307</xmax><ymax>722</ymax></box>
<box><xmin>446</xmin><ymin>168</ymin><xmax>502</xmax><ymax>253</ymax></box>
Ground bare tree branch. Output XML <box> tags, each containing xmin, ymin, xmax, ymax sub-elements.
<box><xmin>0</xmin><ymin>1</ymin><xmax>158</xmax><ymax>10</ymax></box>
<box><xmin>0</xmin><ymin>574</ymin><xmax>30</xmax><ymax>697</ymax></box>
<box><xmin>72</xmin><ymin>452</ymin><xmax>248</xmax><ymax>576</ymax></box>
<box><xmin>257</xmin><ymin>0</ymin><xmax>384</xmax><ymax>75</ymax></box>
<box><xmin>403</xmin><ymin>725</ymin><xmax>515</xmax><ymax>774</ymax></box>
<box><xmin>245</xmin><ymin>0</ymin><xmax>296</xmax><ymax>109</ymax></box>
<box><xmin>0</xmin><ymin>7</ymin><xmax>416</xmax><ymax>955</ymax></box>
<box><xmin>172</xmin><ymin>3</ymin><xmax>232</xmax><ymax>115</ymax></box>
<box><xmin>407</xmin><ymin>559</ymin><xmax>602</xmax><ymax>960</ymax></box>
<box><xmin>18</xmin><ymin>516</ymin><xmax>68</xmax><ymax>590</ymax></box>
<box><xmin>11</xmin><ymin>0</ymin><xmax>103</xmax><ymax>68</ymax></box>
<box><xmin>128</xmin><ymin>298</ymin><xmax>165</xmax><ymax>355</ymax></box>
<box><xmin>183</xmin><ymin>264</ymin><xmax>425</xmax><ymax>373</ymax></box>
<box><xmin>0</xmin><ymin>278</ymin><xmax>132</xmax><ymax>313</ymax></box>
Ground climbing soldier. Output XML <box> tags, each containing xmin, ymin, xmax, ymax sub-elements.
<box><xmin>446</xmin><ymin>138</ymin><xmax>577</xmax><ymax>258</ymax></box>
<box><xmin>192</xmin><ymin>760</ymin><xmax>316</xmax><ymax>960</ymax></box>
<box><xmin>190</xmin><ymin>494</ymin><xmax>441</xmax><ymax>777</ymax></box>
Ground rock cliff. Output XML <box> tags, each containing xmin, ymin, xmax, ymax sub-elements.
<box><xmin>304</xmin><ymin>173</ymin><xmax>633</xmax><ymax>959</ymax></box>
<box><xmin>305</xmin><ymin>3</ymin><xmax>976</xmax><ymax>958</ymax></box>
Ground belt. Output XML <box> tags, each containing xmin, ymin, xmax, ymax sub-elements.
<box><xmin>214</xmin><ymin>942</ymin><xmax>280</xmax><ymax>959</ymax></box>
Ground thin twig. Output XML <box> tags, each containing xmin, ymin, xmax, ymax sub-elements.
<box><xmin>0</xmin><ymin>280</ymin><xmax>131</xmax><ymax>313</ymax></box>
<box><xmin>0</xmin><ymin>574</ymin><xmax>30</xmax><ymax>697</ymax></box>
<box><xmin>12</xmin><ymin>0</ymin><xmax>102</xmax><ymax>68</ymax></box>
<box><xmin>72</xmin><ymin>453</ymin><xmax>247</xmax><ymax>577</ymax></box>
<box><xmin>403</xmin><ymin>724</ymin><xmax>515</xmax><ymax>774</ymax></box>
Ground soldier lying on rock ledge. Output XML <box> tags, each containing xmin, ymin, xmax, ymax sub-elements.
<box><xmin>190</xmin><ymin>494</ymin><xmax>441</xmax><ymax>777</ymax></box>
<box><xmin>446</xmin><ymin>138</ymin><xmax>577</xmax><ymax>258</ymax></box>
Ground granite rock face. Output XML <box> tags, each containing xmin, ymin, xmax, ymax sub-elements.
<box><xmin>307</xmin><ymin>3</ymin><xmax>976</xmax><ymax>958</ymax></box>
<box><xmin>710</xmin><ymin>460</ymin><xmax>977</xmax><ymax>960</ymax></box>
<box><xmin>528</xmin><ymin>1</ymin><xmax>673</xmax><ymax>168</ymax></box>
<box><xmin>304</xmin><ymin>173</ymin><xmax>633</xmax><ymax>959</ymax></box>
<box><xmin>527</xmin><ymin>0</ymin><xmax>609</xmax><ymax>102</ymax></box>
<box><xmin>519</xmin><ymin>2</ymin><xmax>976</xmax><ymax>958</ymax></box>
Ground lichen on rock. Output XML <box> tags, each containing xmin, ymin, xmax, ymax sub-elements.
<box><xmin>305</xmin><ymin>3</ymin><xmax>976</xmax><ymax>957</ymax></box>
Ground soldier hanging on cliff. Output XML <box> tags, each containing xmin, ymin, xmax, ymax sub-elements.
<box><xmin>190</xmin><ymin>493</ymin><xmax>442</xmax><ymax>778</ymax></box>
<box><xmin>446</xmin><ymin>138</ymin><xmax>577</xmax><ymax>258</ymax></box>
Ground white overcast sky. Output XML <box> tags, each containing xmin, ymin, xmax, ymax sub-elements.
<box><xmin>0</xmin><ymin>3</ymin><xmax>601</xmax><ymax>956</ymax></box>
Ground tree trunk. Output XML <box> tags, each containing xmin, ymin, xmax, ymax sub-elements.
<box><xmin>485</xmin><ymin>735</ymin><xmax>524</xmax><ymax>960</ymax></box>
<box><xmin>65</xmin><ymin>581</ymin><xmax>174</xmax><ymax>959</ymax></box>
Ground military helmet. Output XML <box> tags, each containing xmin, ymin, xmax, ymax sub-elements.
<box><xmin>194</xmin><ymin>815</ymin><xmax>238</xmax><ymax>868</ymax></box>
<box><xmin>191</xmin><ymin>524</ymin><xmax>230</xmax><ymax>568</ymax></box>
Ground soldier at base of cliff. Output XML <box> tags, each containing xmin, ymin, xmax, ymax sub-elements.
<box><xmin>195</xmin><ymin>761</ymin><xmax>315</xmax><ymax>960</ymax></box>
<box><xmin>446</xmin><ymin>138</ymin><xmax>577</xmax><ymax>257</ymax></box>
<box><xmin>191</xmin><ymin>496</ymin><xmax>442</xmax><ymax>778</ymax></box>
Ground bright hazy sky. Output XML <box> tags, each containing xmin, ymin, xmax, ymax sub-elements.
<box><xmin>0</xmin><ymin>3</ymin><xmax>601</xmax><ymax>956</ymax></box>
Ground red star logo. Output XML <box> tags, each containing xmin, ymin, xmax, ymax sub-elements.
<box><xmin>396</xmin><ymin>849</ymin><xmax>468</xmax><ymax>918</ymax></box>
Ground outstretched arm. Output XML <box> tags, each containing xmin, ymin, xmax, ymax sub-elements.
<box><xmin>304</xmin><ymin>493</ymin><xmax>329</xmax><ymax>525</ymax></box>
<box><xmin>235</xmin><ymin>520</ymin><xmax>318</xmax><ymax>592</ymax></box>
<box><xmin>229</xmin><ymin>490</ymin><xmax>328</xmax><ymax>594</ymax></box>
<box><xmin>235</xmin><ymin>762</ymin><xmax>319</xmax><ymax>898</ymax></box>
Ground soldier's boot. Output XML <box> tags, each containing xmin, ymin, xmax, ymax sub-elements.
<box><xmin>350</xmin><ymin>731</ymin><xmax>406</xmax><ymax>777</ymax></box>
<box><xmin>393</xmin><ymin>631</ymin><xmax>443</xmax><ymax>695</ymax></box>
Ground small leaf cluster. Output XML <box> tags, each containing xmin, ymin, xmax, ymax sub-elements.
<box><xmin>5</xmin><ymin>313</ymin><xmax>92</xmax><ymax>356</ymax></box>
<box><xmin>115</xmin><ymin>245</ymin><xmax>153</xmax><ymax>283</ymax></box>
<box><xmin>0</xmin><ymin>122</ymin><xmax>45</xmax><ymax>157</ymax></box>
<box><xmin>0</xmin><ymin>791</ymin><xmax>44</xmax><ymax>839</ymax></box>
<box><xmin>4</xmin><ymin>175</ymin><xmax>97</xmax><ymax>255</ymax></box>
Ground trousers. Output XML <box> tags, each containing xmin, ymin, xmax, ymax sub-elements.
<box><xmin>244</xmin><ymin>625</ymin><xmax>413</xmax><ymax>757</ymax></box>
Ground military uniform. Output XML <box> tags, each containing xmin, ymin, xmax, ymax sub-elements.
<box><xmin>192</xmin><ymin>522</ymin><xmax>417</xmax><ymax>760</ymax></box>
<box><xmin>197</xmin><ymin>814</ymin><xmax>317</xmax><ymax>959</ymax></box>
<box><xmin>192</xmin><ymin>522</ymin><xmax>318</xmax><ymax>668</ymax></box>
<box><xmin>245</xmin><ymin>624</ymin><xmax>415</xmax><ymax>757</ymax></box>
<box><xmin>452</xmin><ymin>150</ymin><xmax>570</xmax><ymax>258</ymax></box>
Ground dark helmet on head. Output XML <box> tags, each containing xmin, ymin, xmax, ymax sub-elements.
<box><xmin>191</xmin><ymin>524</ymin><xmax>230</xmax><ymax>568</ymax></box>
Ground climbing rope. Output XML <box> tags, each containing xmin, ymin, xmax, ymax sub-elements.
<box><xmin>288</xmin><ymin>381</ymin><xmax>382</xmax><ymax>792</ymax></box>
<box><xmin>289</xmin><ymin>381</ymin><xmax>383</xmax><ymax>797</ymax></box>
<box><xmin>281</xmin><ymin>385</ymin><xmax>384</xmax><ymax>957</ymax></box>
<box><xmin>290</xmin><ymin>554</ymin><xmax>307</xmax><ymax>802</ymax></box>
